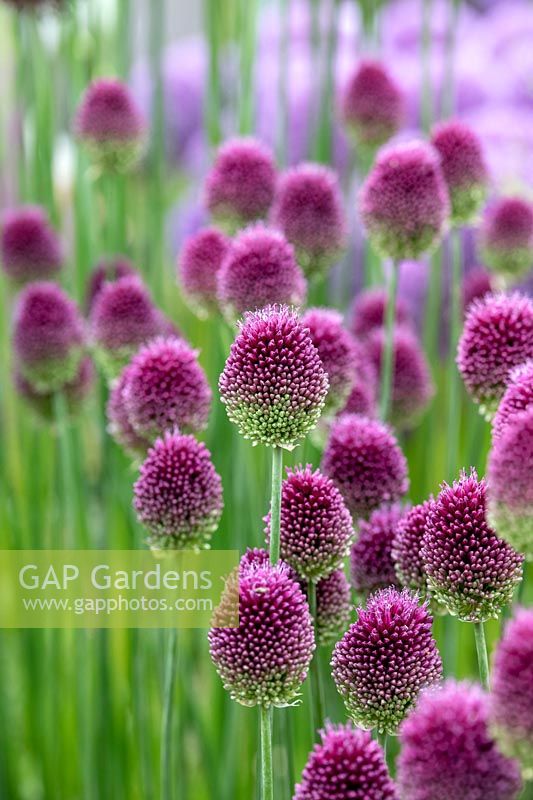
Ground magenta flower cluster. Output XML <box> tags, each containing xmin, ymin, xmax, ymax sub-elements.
<box><xmin>350</xmin><ymin>503</ymin><xmax>405</xmax><ymax>595</ymax></box>
<box><xmin>1</xmin><ymin>206</ymin><xmax>63</xmax><ymax>284</ymax></box>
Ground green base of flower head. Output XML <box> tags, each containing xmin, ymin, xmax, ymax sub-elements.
<box><xmin>491</xmin><ymin>724</ymin><xmax>533</xmax><ymax>781</ymax></box>
<box><xmin>211</xmin><ymin>205</ymin><xmax>259</xmax><ymax>236</ymax></box>
<box><xmin>367</xmin><ymin>221</ymin><xmax>444</xmax><ymax>262</ymax></box>
<box><xmin>185</xmin><ymin>292</ymin><xmax>217</xmax><ymax>321</ymax></box>
<box><xmin>316</xmin><ymin>604</ymin><xmax>351</xmax><ymax>649</ymax></box>
<box><xmin>224</xmin><ymin>394</ymin><xmax>325</xmax><ymax>450</ymax></box>
<box><xmin>484</xmin><ymin>245</ymin><xmax>533</xmax><ymax>285</ymax></box>
<box><xmin>83</xmin><ymin>137</ymin><xmax>145</xmax><ymax>174</ymax></box>
<box><xmin>347</xmin><ymin>121</ymin><xmax>396</xmax><ymax>154</ymax></box>
<box><xmin>449</xmin><ymin>182</ymin><xmax>486</xmax><ymax>227</ymax></box>
<box><xmin>477</xmin><ymin>394</ymin><xmax>500</xmax><ymax>422</ymax></box>
<box><xmin>426</xmin><ymin>575</ymin><xmax>520</xmax><ymax>623</ymax></box>
<box><xmin>218</xmin><ymin>672</ymin><xmax>305</xmax><ymax>709</ymax></box>
<box><xmin>20</xmin><ymin>348</ymin><xmax>83</xmax><ymax>395</ymax></box>
<box><xmin>146</xmin><ymin>509</ymin><xmax>222</xmax><ymax>553</ymax></box>
<box><xmin>93</xmin><ymin>344</ymin><xmax>137</xmax><ymax>383</ymax></box>
<box><xmin>295</xmin><ymin>245</ymin><xmax>344</xmax><ymax>282</ymax></box>
<box><xmin>338</xmin><ymin>688</ymin><xmax>416</xmax><ymax>735</ymax></box>
<box><xmin>489</xmin><ymin>501</ymin><xmax>533</xmax><ymax>562</ymax></box>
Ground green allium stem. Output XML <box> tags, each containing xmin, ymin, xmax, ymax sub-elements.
<box><xmin>446</xmin><ymin>229</ymin><xmax>462</xmax><ymax>482</ymax></box>
<box><xmin>269</xmin><ymin>446</ymin><xmax>283</xmax><ymax>564</ymax></box>
<box><xmin>308</xmin><ymin>580</ymin><xmax>325</xmax><ymax>738</ymax></box>
<box><xmin>314</xmin><ymin>0</ymin><xmax>339</xmax><ymax>164</ymax></box>
<box><xmin>260</xmin><ymin>705</ymin><xmax>273</xmax><ymax>800</ymax></box>
<box><xmin>474</xmin><ymin>621</ymin><xmax>490</xmax><ymax>691</ymax></box>
<box><xmin>277</xmin><ymin>0</ymin><xmax>289</xmax><ymax>165</ymax></box>
<box><xmin>377</xmin><ymin>730</ymin><xmax>388</xmax><ymax>758</ymax></box>
<box><xmin>423</xmin><ymin>247</ymin><xmax>442</xmax><ymax>365</ymax></box>
<box><xmin>161</xmin><ymin>627</ymin><xmax>178</xmax><ymax>800</ymax></box>
<box><xmin>205</xmin><ymin>0</ymin><xmax>223</xmax><ymax>146</ymax></box>
<box><xmin>238</xmin><ymin>0</ymin><xmax>258</xmax><ymax>135</ymax></box>
<box><xmin>421</xmin><ymin>0</ymin><xmax>433</xmax><ymax>132</ymax></box>
<box><xmin>379</xmin><ymin>261</ymin><xmax>398</xmax><ymax>422</ymax></box>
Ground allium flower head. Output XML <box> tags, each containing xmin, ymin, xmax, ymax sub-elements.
<box><xmin>205</xmin><ymin>137</ymin><xmax>276</xmax><ymax>232</ymax></box>
<box><xmin>350</xmin><ymin>504</ymin><xmax>405</xmax><ymax>595</ymax></box>
<box><xmin>359</xmin><ymin>141</ymin><xmax>450</xmax><ymax>261</ymax></box>
<box><xmin>322</xmin><ymin>414</ymin><xmax>409</xmax><ymax>520</ymax></box>
<box><xmin>217</xmin><ymin>225</ymin><xmax>306</xmax><ymax>320</ymax></box>
<box><xmin>301</xmin><ymin>308</ymin><xmax>360</xmax><ymax>416</ymax></box>
<box><xmin>177</xmin><ymin>227</ymin><xmax>229</xmax><ymax>318</ymax></box>
<box><xmin>208</xmin><ymin>554</ymin><xmax>315</xmax><ymax>707</ymax></box>
<box><xmin>85</xmin><ymin>255</ymin><xmax>136</xmax><ymax>313</ymax></box>
<box><xmin>339</xmin><ymin>338</ymin><xmax>378</xmax><ymax>418</ymax></box>
<box><xmin>75</xmin><ymin>78</ymin><xmax>146</xmax><ymax>172</ymax></box>
<box><xmin>488</xmin><ymin>408</ymin><xmax>533</xmax><ymax>560</ymax></box>
<box><xmin>392</xmin><ymin>498</ymin><xmax>434</xmax><ymax>596</ymax></box>
<box><xmin>492</xmin><ymin>360</ymin><xmax>533</xmax><ymax>441</ymax></box>
<box><xmin>219</xmin><ymin>305</ymin><xmax>329</xmax><ymax>449</ymax></box>
<box><xmin>431</xmin><ymin>120</ymin><xmax>488</xmax><ymax>225</ymax></box>
<box><xmin>481</xmin><ymin>197</ymin><xmax>533</xmax><ymax>283</ymax></box>
<box><xmin>365</xmin><ymin>326</ymin><xmax>434</xmax><ymax>429</ymax></box>
<box><xmin>106</xmin><ymin>363</ymin><xmax>150</xmax><ymax>457</ymax></box>
<box><xmin>463</xmin><ymin>266</ymin><xmax>494</xmax><ymax>313</ymax></box>
<box><xmin>271</xmin><ymin>163</ymin><xmax>347</xmax><ymax>280</ymax></box>
<box><xmin>89</xmin><ymin>275</ymin><xmax>161</xmax><ymax>377</ymax></box>
<box><xmin>15</xmin><ymin>356</ymin><xmax>94</xmax><ymax>421</ymax></box>
<box><xmin>314</xmin><ymin>570</ymin><xmax>352</xmax><ymax>648</ymax></box>
<box><xmin>398</xmin><ymin>681</ymin><xmax>523</xmax><ymax>800</ymax></box>
<box><xmin>491</xmin><ymin>608</ymin><xmax>533</xmax><ymax>778</ymax></box>
<box><xmin>123</xmin><ymin>336</ymin><xmax>211</xmax><ymax>439</ymax></box>
<box><xmin>13</xmin><ymin>281</ymin><xmax>85</xmax><ymax>393</ymax></box>
<box><xmin>1</xmin><ymin>206</ymin><xmax>63</xmax><ymax>284</ymax></box>
<box><xmin>265</xmin><ymin>465</ymin><xmax>354</xmax><ymax>582</ymax></box>
<box><xmin>133</xmin><ymin>431</ymin><xmax>223</xmax><ymax>550</ymax></box>
<box><xmin>421</xmin><ymin>470</ymin><xmax>523</xmax><ymax>622</ymax></box>
<box><xmin>349</xmin><ymin>287</ymin><xmax>411</xmax><ymax>340</ymax></box>
<box><xmin>294</xmin><ymin>722</ymin><xmax>398</xmax><ymax>800</ymax></box>
<box><xmin>457</xmin><ymin>292</ymin><xmax>533</xmax><ymax>418</ymax></box>
<box><xmin>341</xmin><ymin>59</ymin><xmax>404</xmax><ymax>150</ymax></box>
<box><xmin>331</xmin><ymin>588</ymin><xmax>442</xmax><ymax>733</ymax></box>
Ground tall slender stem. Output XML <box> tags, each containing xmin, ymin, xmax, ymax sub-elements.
<box><xmin>377</xmin><ymin>730</ymin><xmax>388</xmax><ymax>758</ymax></box>
<box><xmin>269</xmin><ymin>447</ymin><xmax>283</xmax><ymax>565</ymax></box>
<box><xmin>420</xmin><ymin>0</ymin><xmax>433</xmax><ymax>132</ymax></box>
<box><xmin>314</xmin><ymin>0</ymin><xmax>339</xmax><ymax>164</ymax></box>
<box><xmin>161</xmin><ymin>627</ymin><xmax>178</xmax><ymax>800</ymax></box>
<box><xmin>260</xmin><ymin>705</ymin><xmax>273</xmax><ymax>800</ymax></box>
<box><xmin>474</xmin><ymin>621</ymin><xmax>490</xmax><ymax>690</ymax></box>
<box><xmin>205</xmin><ymin>0</ymin><xmax>222</xmax><ymax>146</ymax></box>
<box><xmin>379</xmin><ymin>261</ymin><xmax>398</xmax><ymax>422</ymax></box>
<box><xmin>277</xmin><ymin>0</ymin><xmax>290</xmax><ymax>165</ymax></box>
<box><xmin>446</xmin><ymin>229</ymin><xmax>462</xmax><ymax>481</ymax></box>
<box><xmin>308</xmin><ymin>581</ymin><xmax>325</xmax><ymax>737</ymax></box>
<box><xmin>238</xmin><ymin>0</ymin><xmax>258</xmax><ymax>134</ymax></box>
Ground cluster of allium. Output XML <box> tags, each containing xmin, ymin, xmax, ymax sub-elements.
<box><xmin>1</xmin><ymin>206</ymin><xmax>63</xmax><ymax>284</ymax></box>
<box><xmin>85</xmin><ymin>256</ymin><xmax>136</xmax><ymax>313</ymax></box>
<box><xmin>359</xmin><ymin>141</ymin><xmax>449</xmax><ymax>261</ymax></box>
<box><xmin>177</xmin><ymin>228</ymin><xmax>229</xmax><ymax>318</ymax></box>
<box><xmin>16</xmin><ymin>356</ymin><xmax>94</xmax><ymax>422</ymax></box>
<box><xmin>265</xmin><ymin>465</ymin><xmax>354</xmax><ymax>582</ymax></box>
<box><xmin>350</xmin><ymin>504</ymin><xmax>405</xmax><ymax>595</ymax></box>
<box><xmin>491</xmin><ymin>608</ymin><xmax>533</xmax><ymax>778</ymax></box>
<box><xmin>301</xmin><ymin>308</ymin><xmax>360</xmax><ymax>416</ymax></box>
<box><xmin>271</xmin><ymin>163</ymin><xmax>347</xmax><ymax>280</ymax></box>
<box><xmin>340</xmin><ymin>59</ymin><xmax>404</xmax><ymax>150</ymax></box>
<box><xmin>350</xmin><ymin>287</ymin><xmax>411</xmax><ymax>341</ymax></box>
<box><xmin>398</xmin><ymin>681</ymin><xmax>523</xmax><ymax>800</ymax></box>
<box><xmin>219</xmin><ymin>305</ymin><xmax>328</xmax><ymax>449</ymax></box>
<box><xmin>457</xmin><ymin>292</ymin><xmax>533</xmax><ymax>418</ymax></box>
<box><xmin>331</xmin><ymin>588</ymin><xmax>442</xmax><ymax>734</ymax></box>
<box><xmin>294</xmin><ymin>723</ymin><xmax>397</xmax><ymax>800</ymax></box>
<box><xmin>313</xmin><ymin>570</ymin><xmax>352</xmax><ymax>648</ymax></box>
<box><xmin>205</xmin><ymin>138</ymin><xmax>276</xmax><ymax>233</ymax></box>
<box><xmin>208</xmin><ymin>554</ymin><xmax>314</xmax><ymax>707</ymax></box>
<box><xmin>133</xmin><ymin>431</ymin><xmax>223</xmax><ymax>550</ymax></box>
<box><xmin>365</xmin><ymin>326</ymin><xmax>434</xmax><ymax>430</ymax></box>
<box><xmin>13</xmin><ymin>281</ymin><xmax>86</xmax><ymax>394</ymax></box>
<box><xmin>75</xmin><ymin>78</ymin><xmax>146</xmax><ymax>173</ymax></box>
<box><xmin>422</xmin><ymin>470</ymin><xmax>523</xmax><ymax>622</ymax></box>
<box><xmin>431</xmin><ymin>120</ymin><xmax>488</xmax><ymax>225</ymax></box>
<box><xmin>322</xmin><ymin>414</ymin><xmax>409</xmax><ymax>520</ymax></box>
<box><xmin>217</xmin><ymin>225</ymin><xmax>306</xmax><ymax>320</ymax></box>
<box><xmin>463</xmin><ymin>266</ymin><xmax>494</xmax><ymax>314</ymax></box>
<box><xmin>481</xmin><ymin>197</ymin><xmax>533</xmax><ymax>283</ymax></box>
<box><xmin>488</xmin><ymin>407</ymin><xmax>533</xmax><ymax>560</ymax></box>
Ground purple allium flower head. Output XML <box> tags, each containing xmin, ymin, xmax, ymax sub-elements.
<box><xmin>481</xmin><ymin>197</ymin><xmax>533</xmax><ymax>283</ymax></box>
<box><xmin>492</xmin><ymin>360</ymin><xmax>533</xmax><ymax>442</ymax></box>
<box><xmin>123</xmin><ymin>336</ymin><xmax>211</xmax><ymax>439</ymax></box>
<box><xmin>338</xmin><ymin>337</ymin><xmax>378</xmax><ymax>418</ymax></box>
<box><xmin>350</xmin><ymin>504</ymin><xmax>406</xmax><ymax>595</ymax></box>
<box><xmin>365</xmin><ymin>326</ymin><xmax>434</xmax><ymax>430</ymax></box>
<box><xmin>301</xmin><ymin>308</ymin><xmax>360</xmax><ymax>416</ymax></box>
<box><xmin>15</xmin><ymin>356</ymin><xmax>94</xmax><ymax>422</ymax></box>
<box><xmin>457</xmin><ymin>292</ymin><xmax>533</xmax><ymax>418</ymax></box>
<box><xmin>217</xmin><ymin>225</ymin><xmax>307</xmax><ymax>320</ymax></box>
<box><xmin>219</xmin><ymin>305</ymin><xmax>329</xmax><ymax>449</ymax></box>
<box><xmin>106</xmin><ymin>363</ymin><xmax>151</xmax><ymax>457</ymax></box>
<box><xmin>314</xmin><ymin>569</ymin><xmax>352</xmax><ymax>648</ymax></box>
<box><xmin>340</xmin><ymin>59</ymin><xmax>405</xmax><ymax>150</ymax></box>
<box><xmin>349</xmin><ymin>287</ymin><xmax>411</xmax><ymax>340</ymax></box>
<box><xmin>133</xmin><ymin>431</ymin><xmax>223</xmax><ymax>550</ymax></box>
<box><xmin>488</xmin><ymin>407</ymin><xmax>533</xmax><ymax>560</ymax></box>
<box><xmin>392</xmin><ymin>498</ymin><xmax>435</xmax><ymax>596</ymax></box>
<box><xmin>322</xmin><ymin>414</ymin><xmax>409</xmax><ymax>520</ymax></box>
<box><xmin>294</xmin><ymin>722</ymin><xmax>398</xmax><ymax>800</ymax></box>
<box><xmin>13</xmin><ymin>281</ymin><xmax>85</xmax><ymax>394</ymax></box>
<box><xmin>265</xmin><ymin>465</ymin><xmax>354</xmax><ymax>582</ymax></box>
<box><xmin>205</xmin><ymin>137</ymin><xmax>276</xmax><ymax>232</ymax></box>
<box><xmin>271</xmin><ymin>163</ymin><xmax>347</xmax><ymax>280</ymax></box>
<box><xmin>85</xmin><ymin>255</ymin><xmax>136</xmax><ymax>314</ymax></box>
<box><xmin>74</xmin><ymin>78</ymin><xmax>146</xmax><ymax>172</ymax></box>
<box><xmin>208</xmin><ymin>554</ymin><xmax>315</xmax><ymax>707</ymax></box>
<box><xmin>491</xmin><ymin>608</ymin><xmax>533</xmax><ymax>778</ymax></box>
<box><xmin>1</xmin><ymin>206</ymin><xmax>63</xmax><ymax>284</ymax></box>
<box><xmin>431</xmin><ymin>119</ymin><xmax>488</xmax><ymax>225</ymax></box>
<box><xmin>463</xmin><ymin>266</ymin><xmax>494</xmax><ymax>313</ymax></box>
<box><xmin>331</xmin><ymin>588</ymin><xmax>442</xmax><ymax>733</ymax></box>
<box><xmin>359</xmin><ymin>140</ymin><xmax>450</xmax><ymax>260</ymax></box>
<box><xmin>422</xmin><ymin>470</ymin><xmax>523</xmax><ymax>622</ymax></box>
<box><xmin>398</xmin><ymin>681</ymin><xmax>523</xmax><ymax>800</ymax></box>
<box><xmin>177</xmin><ymin>227</ymin><xmax>229</xmax><ymax>318</ymax></box>
<box><xmin>89</xmin><ymin>275</ymin><xmax>161</xmax><ymax>377</ymax></box>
